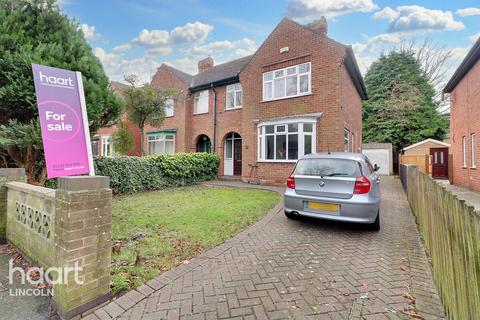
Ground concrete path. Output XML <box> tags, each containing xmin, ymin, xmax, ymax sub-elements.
<box><xmin>89</xmin><ymin>176</ymin><xmax>445</xmax><ymax>320</ymax></box>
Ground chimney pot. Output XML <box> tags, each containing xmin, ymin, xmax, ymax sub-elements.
<box><xmin>198</xmin><ymin>56</ymin><xmax>214</xmax><ymax>73</ymax></box>
<box><xmin>307</xmin><ymin>16</ymin><xmax>328</xmax><ymax>36</ymax></box>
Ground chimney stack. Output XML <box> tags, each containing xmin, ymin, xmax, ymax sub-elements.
<box><xmin>198</xmin><ymin>56</ymin><xmax>214</xmax><ymax>73</ymax></box>
<box><xmin>307</xmin><ymin>16</ymin><xmax>328</xmax><ymax>36</ymax></box>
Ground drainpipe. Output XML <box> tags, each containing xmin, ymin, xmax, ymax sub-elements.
<box><xmin>211</xmin><ymin>84</ymin><xmax>217</xmax><ymax>152</ymax></box>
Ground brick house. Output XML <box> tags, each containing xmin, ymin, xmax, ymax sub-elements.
<box><xmin>443</xmin><ymin>37</ymin><xmax>480</xmax><ymax>191</ymax></box>
<box><xmin>98</xmin><ymin>17</ymin><xmax>367</xmax><ymax>184</ymax></box>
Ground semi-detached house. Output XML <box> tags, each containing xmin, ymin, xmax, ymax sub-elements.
<box><xmin>96</xmin><ymin>17</ymin><xmax>368</xmax><ymax>184</ymax></box>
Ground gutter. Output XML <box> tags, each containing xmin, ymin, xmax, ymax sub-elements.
<box><xmin>211</xmin><ymin>84</ymin><xmax>217</xmax><ymax>152</ymax></box>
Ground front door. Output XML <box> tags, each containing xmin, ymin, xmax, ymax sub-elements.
<box><xmin>224</xmin><ymin>133</ymin><xmax>242</xmax><ymax>176</ymax></box>
<box><xmin>233</xmin><ymin>139</ymin><xmax>242</xmax><ymax>175</ymax></box>
<box><xmin>430</xmin><ymin>148</ymin><xmax>448</xmax><ymax>178</ymax></box>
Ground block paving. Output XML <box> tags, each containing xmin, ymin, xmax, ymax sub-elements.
<box><xmin>88</xmin><ymin>177</ymin><xmax>445</xmax><ymax>319</ymax></box>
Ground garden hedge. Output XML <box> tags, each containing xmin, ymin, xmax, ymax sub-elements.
<box><xmin>45</xmin><ymin>153</ymin><xmax>220</xmax><ymax>194</ymax></box>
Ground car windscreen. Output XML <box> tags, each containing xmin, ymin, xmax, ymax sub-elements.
<box><xmin>294</xmin><ymin>158</ymin><xmax>362</xmax><ymax>177</ymax></box>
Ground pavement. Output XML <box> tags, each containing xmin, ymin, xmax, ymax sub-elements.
<box><xmin>86</xmin><ymin>176</ymin><xmax>445</xmax><ymax>320</ymax></box>
<box><xmin>0</xmin><ymin>247</ymin><xmax>54</xmax><ymax>320</ymax></box>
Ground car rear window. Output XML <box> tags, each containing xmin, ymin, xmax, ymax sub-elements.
<box><xmin>294</xmin><ymin>158</ymin><xmax>361</xmax><ymax>177</ymax></box>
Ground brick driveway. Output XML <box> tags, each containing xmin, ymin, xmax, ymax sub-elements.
<box><xmin>89</xmin><ymin>176</ymin><xmax>445</xmax><ymax>320</ymax></box>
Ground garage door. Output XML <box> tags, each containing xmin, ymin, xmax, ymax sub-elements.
<box><xmin>363</xmin><ymin>149</ymin><xmax>390</xmax><ymax>175</ymax></box>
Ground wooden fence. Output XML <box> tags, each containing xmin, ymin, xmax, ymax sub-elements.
<box><xmin>402</xmin><ymin>164</ymin><xmax>480</xmax><ymax>320</ymax></box>
<box><xmin>399</xmin><ymin>154</ymin><xmax>431</xmax><ymax>176</ymax></box>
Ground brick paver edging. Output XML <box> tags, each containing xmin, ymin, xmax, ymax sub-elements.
<box><xmin>84</xmin><ymin>182</ymin><xmax>284</xmax><ymax>320</ymax></box>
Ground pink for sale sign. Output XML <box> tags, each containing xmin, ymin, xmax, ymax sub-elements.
<box><xmin>32</xmin><ymin>64</ymin><xmax>94</xmax><ymax>179</ymax></box>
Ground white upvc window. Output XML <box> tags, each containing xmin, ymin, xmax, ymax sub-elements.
<box><xmin>463</xmin><ymin>136</ymin><xmax>467</xmax><ymax>168</ymax></box>
<box><xmin>258</xmin><ymin>120</ymin><xmax>315</xmax><ymax>162</ymax></box>
<box><xmin>194</xmin><ymin>90</ymin><xmax>209</xmax><ymax>114</ymax></box>
<box><xmin>472</xmin><ymin>133</ymin><xmax>476</xmax><ymax>168</ymax></box>
<box><xmin>263</xmin><ymin>62</ymin><xmax>311</xmax><ymax>101</ymax></box>
<box><xmin>226</xmin><ymin>83</ymin><xmax>242</xmax><ymax>109</ymax></box>
<box><xmin>101</xmin><ymin>136</ymin><xmax>112</xmax><ymax>157</ymax></box>
<box><xmin>344</xmin><ymin>129</ymin><xmax>350</xmax><ymax>152</ymax></box>
<box><xmin>351</xmin><ymin>132</ymin><xmax>355</xmax><ymax>152</ymax></box>
<box><xmin>148</xmin><ymin>133</ymin><xmax>175</xmax><ymax>155</ymax></box>
<box><xmin>165</xmin><ymin>98</ymin><xmax>174</xmax><ymax>117</ymax></box>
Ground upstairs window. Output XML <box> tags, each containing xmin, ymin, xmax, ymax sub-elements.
<box><xmin>263</xmin><ymin>62</ymin><xmax>311</xmax><ymax>101</ymax></box>
<box><xmin>226</xmin><ymin>83</ymin><xmax>242</xmax><ymax>109</ymax></box>
<box><xmin>194</xmin><ymin>90</ymin><xmax>209</xmax><ymax>114</ymax></box>
<box><xmin>165</xmin><ymin>98</ymin><xmax>174</xmax><ymax>117</ymax></box>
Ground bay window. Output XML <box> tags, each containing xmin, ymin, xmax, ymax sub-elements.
<box><xmin>148</xmin><ymin>133</ymin><xmax>175</xmax><ymax>155</ymax></box>
<box><xmin>258</xmin><ymin>121</ymin><xmax>315</xmax><ymax>161</ymax></box>
<box><xmin>263</xmin><ymin>62</ymin><xmax>311</xmax><ymax>101</ymax></box>
<box><xmin>194</xmin><ymin>90</ymin><xmax>209</xmax><ymax>114</ymax></box>
<box><xmin>226</xmin><ymin>83</ymin><xmax>242</xmax><ymax>109</ymax></box>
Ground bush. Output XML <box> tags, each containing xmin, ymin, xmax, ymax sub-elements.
<box><xmin>94</xmin><ymin>153</ymin><xmax>220</xmax><ymax>194</ymax></box>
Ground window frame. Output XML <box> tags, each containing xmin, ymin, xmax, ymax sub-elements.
<box><xmin>164</xmin><ymin>98</ymin><xmax>174</xmax><ymax>117</ymax></box>
<box><xmin>472</xmin><ymin>133</ymin><xmax>476</xmax><ymax>168</ymax></box>
<box><xmin>147</xmin><ymin>133</ymin><xmax>176</xmax><ymax>155</ymax></box>
<box><xmin>257</xmin><ymin>119</ymin><xmax>316</xmax><ymax>163</ymax></box>
<box><xmin>262</xmin><ymin>62</ymin><xmax>311</xmax><ymax>102</ymax></box>
<box><xmin>344</xmin><ymin>129</ymin><xmax>350</xmax><ymax>152</ymax></box>
<box><xmin>101</xmin><ymin>136</ymin><xmax>112</xmax><ymax>157</ymax></box>
<box><xmin>194</xmin><ymin>90</ymin><xmax>209</xmax><ymax>115</ymax></box>
<box><xmin>463</xmin><ymin>136</ymin><xmax>467</xmax><ymax>168</ymax></box>
<box><xmin>226</xmin><ymin>83</ymin><xmax>243</xmax><ymax>110</ymax></box>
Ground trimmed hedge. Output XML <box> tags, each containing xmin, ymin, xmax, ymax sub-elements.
<box><xmin>44</xmin><ymin>153</ymin><xmax>220</xmax><ymax>194</ymax></box>
<box><xmin>94</xmin><ymin>153</ymin><xmax>220</xmax><ymax>194</ymax></box>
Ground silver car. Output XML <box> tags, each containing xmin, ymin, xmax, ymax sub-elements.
<box><xmin>284</xmin><ymin>152</ymin><xmax>381</xmax><ymax>231</ymax></box>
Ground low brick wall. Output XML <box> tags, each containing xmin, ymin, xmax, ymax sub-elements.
<box><xmin>0</xmin><ymin>169</ymin><xmax>112</xmax><ymax>320</ymax></box>
<box><xmin>6</xmin><ymin>181</ymin><xmax>56</xmax><ymax>268</ymax></box>
<box><xmin>404</xmin><ymin>165</ymin><xmax>480</xmax><ymax>320</ymax></box>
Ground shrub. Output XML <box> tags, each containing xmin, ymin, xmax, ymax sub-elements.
<box><xmin>94</xmin><ymin>153</ymin><xmax>220</xmax><ymax>194</ymax></box>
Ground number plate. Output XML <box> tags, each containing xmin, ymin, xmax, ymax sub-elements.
<box><xmin>307</xmin><ymin>202</ymin><xmax>338</xmax><ymax>212</ymax></box>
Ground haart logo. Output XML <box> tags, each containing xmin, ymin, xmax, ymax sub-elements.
<box><xmin>39</xmin><ymin>71</ymin><xmax>74</xmax><ymax>88</ymax></box>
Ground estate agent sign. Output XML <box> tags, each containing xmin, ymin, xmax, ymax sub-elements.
<box><xmin>32</xmin><ymin>64</ymin><xmax>94</xmax><ymax>178</ymax></box>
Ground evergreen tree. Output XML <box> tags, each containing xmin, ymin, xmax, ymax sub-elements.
<box><xmin>0</xmin><ymin>0</ymin><xmax>123</xmax><ymax>183</ymax></box>
<box><xmin>362</xmin><ymin>50</ymin><xmax>449</xmax><ymax>153</ymax></box>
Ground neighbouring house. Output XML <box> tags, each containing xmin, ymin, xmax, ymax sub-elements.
<box><xmin>99</xmin><ymin>17</ymin><xmax>367</xmax><ymax>184</ymax></box>
<box><xmin>93</xmin><ymin>81</ymin><xmax>142</xmax><ymax>157</ymax></box>
<box><xmin>443</xmin><ymin>37</ymin><xmax>480</xmax><ymax>191</ymax></box>
<box><xmin>401</xmin><ymin>138</ymin><xmax>450</xmax><ymax>179</ymax></box>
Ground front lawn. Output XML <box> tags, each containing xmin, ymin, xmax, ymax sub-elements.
<box><xmin>111</xmin><ymin>185</ymin><xmax>280</xmax><ymax>294</ymax></box>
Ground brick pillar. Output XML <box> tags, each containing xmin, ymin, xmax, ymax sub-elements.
<box><xmin>0</xmin><ymin>168</ymin><xmax>26</xmax><ymax>244</ymax></box>
<box><xmin>53</xmin><ymin>176</ymin><xmax>112</xmax><ymax>319</ymax></box>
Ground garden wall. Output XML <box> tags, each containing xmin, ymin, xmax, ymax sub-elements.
<box><xmin>402</xmin><ymin>164</ymin><xmax>480</xmax><ymax>320</ymax></box>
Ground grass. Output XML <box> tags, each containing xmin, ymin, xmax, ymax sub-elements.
<box><xmin>111</xmin><ymin>185</ymin><xmax>280</xmax><ymax>295</ymax></box>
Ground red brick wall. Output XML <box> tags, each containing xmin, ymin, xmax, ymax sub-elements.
<box><xmin>145</xmin><ymin>65</ymin><xmax>190</xmax><ymax>154</ymax></box>
<box><xmin>240</xmin><ymin>18</ymin><xmax>355</xmax><ymax>184</ymax></box>
<box><xmin>94</xmin><ymin>113</ymin><xmax>142</xmax><ymax>156</ymax></box>
<box><xmin>341</xmin><ymin>65</ymin><xmax>362</xmax><ymax>152</ymax></box>
<box><xmin>450</xmin><ymin>59</ymin><xmax>480</xmax><ymax>191</ymax></box>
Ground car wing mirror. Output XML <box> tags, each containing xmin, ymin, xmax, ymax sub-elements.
<box><xmin>373</xmin><ymin>164</ymin><xmax>380</xmax><ymax>172</ymax></box>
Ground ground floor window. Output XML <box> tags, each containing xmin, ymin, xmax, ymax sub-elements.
<box><xmin>148</xmin><ymin>132</ymin><xmax>175</xmax><ymax>155</ymax></box>
<box><xmin>258</xmin><ymin>121</ymin><xmax>315</xmax><ymax>161</ymax></box>
<box><xmin>91</xmin><ymin>139</ymin><xmax>99</xmax><ymax>157</ymax></box>
<box><xmin>344</xmin><ymin>128</ymin><xmax>350</xmax><ymax>152</ymax></box>
<box><xmin>196</xmin><ymin>135</ymin><xmax>212</xmax><ymax>153</ymax></box>
<box><xmin>101</xmin><ymin>136</ymin><xmax>112</xmax><ymax>157</ymax></box>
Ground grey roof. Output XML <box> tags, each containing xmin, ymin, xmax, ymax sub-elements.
<box><xmin>190</xmin><ymin>55</ymin><xmax>253</xmax><ymax>91</ymax></box>
<box><xmin>444</xmin><ymin>36</ymin><xmax>480</xmax><ymax>93</ymax></box>
<box><xmin>163</xmin><ymin>64</ymin><xmax>193</xmax><ymax>87</ymax></box>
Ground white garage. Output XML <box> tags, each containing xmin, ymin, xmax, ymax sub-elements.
<box><xmin>362</xmin><ymin>143</ymin><xmax>393</xmax><ymax>175</ymax></box>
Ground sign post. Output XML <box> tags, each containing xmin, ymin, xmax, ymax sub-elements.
<box><xmin>32</xmin><ymin>64</ymin><xmax>95</xmax><ymax>179</ymax></box>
